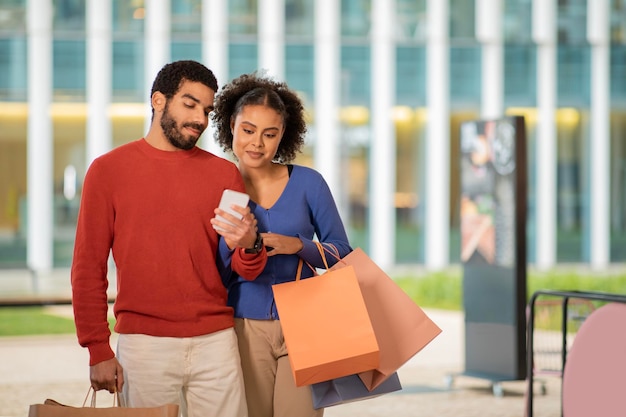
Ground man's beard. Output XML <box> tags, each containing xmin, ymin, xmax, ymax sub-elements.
<box><xmin>160</xmin><ymin>103</ymin><xmax>204</xmax><ymax>151</ymax></box>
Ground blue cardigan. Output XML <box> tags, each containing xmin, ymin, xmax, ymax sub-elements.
<box><xmin>218</xmin><ymin>164</ymin><xmax>353</xmax><ymax>320</ymax></box>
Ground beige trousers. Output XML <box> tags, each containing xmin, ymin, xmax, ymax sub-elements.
<box><xmin>117</xmin><ymin>329</ymin><xmax>248</xmax><ymax>417</ymax></box>
<box><xmin>234</xmin><ymin>318</ymin><xmax>324</xmax><ymax>417</ymax></box>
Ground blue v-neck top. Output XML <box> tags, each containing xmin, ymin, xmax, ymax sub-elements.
<box><xmin>218</xmin><ymin>164</ymin><xmax>353</xmax><ymax>320</ymax></box>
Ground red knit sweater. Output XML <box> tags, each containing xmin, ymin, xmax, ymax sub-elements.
<box><xmin>71</xmin><ymin>139</ymin><xmax>266</xmax><ymax>365</ymax></box>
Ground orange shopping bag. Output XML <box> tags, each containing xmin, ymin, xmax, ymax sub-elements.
<box><xmin>272</xmin><ymin>262</ymin><xmax>380</xmax><ymax>387</ymax></box>
<box><xmin>323</xmin><ymin>245</ymin><xmax>442</xmax><ymax>391</ymax></box>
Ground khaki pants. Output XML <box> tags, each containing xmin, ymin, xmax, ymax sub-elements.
<box><xmin>234</xmin><ymin>318</ymin><xmax>324</xmax><ymax>417</ymax></box>
<box><xmin>117</xmin><ymin>329</ymin><xmax>247</xmax><ymax>417</ymax></box>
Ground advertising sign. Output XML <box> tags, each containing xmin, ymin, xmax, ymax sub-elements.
<box><xmin>460</xmin><ymin>115</ymin><xmax>527</xmax><ymax>381</ymax></box>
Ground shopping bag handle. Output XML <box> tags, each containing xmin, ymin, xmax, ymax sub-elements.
<box><xmin>295</xmin><ymin>257</ymin><xmax>321</xmax><ymax>282</ymax></box>
<box><xmin>295</xmin><ymin>241</ymin><xmax>341</xmax><ymax>282</ymax></box>
<box><xmin>313</xmin><ymin>241</ymin><xmax>343</xmax><ymax>266</ymax></box>
<box><xmin>314</xmin><ymin>242</ymin><xmax>330</xmax><ymax>269</ymax></box>
<box><xmin>82</xmin><ymin>387</ymin><xmax>123</xmax><ymax>408</ymax></box>
<box><xmin>295</xmin><ymin>258</ymin><xmax>304</xmax><ymax>281</ymax></box>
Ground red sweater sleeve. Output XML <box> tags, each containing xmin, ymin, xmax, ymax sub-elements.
<box><xmin>232</xmin><ymin>247</ymin><xmax>268</xmax><ymax>280</ymax></box>
<box><xmin>71</xmin><ymin>158</ymin><xmax>115</xmax><ymax>365</ymax></box>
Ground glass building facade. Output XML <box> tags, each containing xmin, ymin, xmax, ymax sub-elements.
<box><xmin>0</xmin><ymin>0</ymin><xmax>625</xmax><ymax>270</ymax></box>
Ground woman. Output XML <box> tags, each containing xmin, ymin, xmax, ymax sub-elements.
<box><xmin>211</xmin><ymin>72</ymin><xmax>352</xmax><ymax>417</ymax></box>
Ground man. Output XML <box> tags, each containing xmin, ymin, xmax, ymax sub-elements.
<box><xmin>71</xmin><ymin>60</ymin><xmax>267</xmax><ymax>417</ymax></box>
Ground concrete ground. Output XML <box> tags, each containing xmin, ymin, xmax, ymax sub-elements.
<box><xmin>0</xmin><ymin>269</ymin><xmax>562</xmax><ymax>417</ymax></box>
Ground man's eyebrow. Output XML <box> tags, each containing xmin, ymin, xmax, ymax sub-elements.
<box><xmin>181</xmin><ymin>93</ymin><xmax>200</xmax><ymax>103</ymax></box>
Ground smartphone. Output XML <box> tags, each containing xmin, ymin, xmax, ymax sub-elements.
<box><xmin>215</xmin><ymin>189</ymin><xmax>250</xmax><ymax>229</ymax></box>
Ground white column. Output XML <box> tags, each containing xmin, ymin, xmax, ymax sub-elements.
<box><xmin>314</xmin><ymin>0</ymin><xmax>341</xmax><ymax>202</ymax></box>
<box><xmin>424</xmin><ymin>0</ymin><xmax>450</xmax><ymax>270</ymax></box>
<box><xmin>26</xmin><ymin>0</ymin><xmax>53</xmax><ymax>273</ymax></box>
<box><xmin>476</xmin><ymin>0</ymin><xmax>503</xmax><ymax>119</ymax></box>
<box><xmin>144</xmin><ymin>0</ymin><xmax>171</xmax><ymax>132</ymax></box>
<box><xmin>369</xmin><ymin>0</ymin><xmax>396</xmax><ymax>270</ymax></box>
<box><xmin>86</xmin><ymin>0</ymin><xmax>112</xmax><ymax>166</ymax></box>
<box><xmin>587</xmin><ymin>0</ymin><xmax>611</xmax><ymax>268</ymax></box>
<box><xmin>258</xmin><ymin>0</ymin><xmax>285</xmax><ymax>80</ymax></box>
<box><xmin>201</xmin><ymin>0</ymin><xmax>228</xmax><ymax>155</ymax></box>
<box><xmin>532</xmin><ymin>0</ymin><xmax>557</xmax><ymax>270</ymax></box>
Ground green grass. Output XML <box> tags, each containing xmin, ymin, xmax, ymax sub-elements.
<box><xmin>0</xmin><ymin>306</ymin><xmax>115</xmax><ymax>337</ymax></box>
<box><xmin>393</xmin><ymin>269</ymin><xmax>626</xmax><ymax>333</ymax></box>
<box><xmin>395</xmin><ymin>271</ymin><xmax>462</xmax><ymax>310</ymax></box>
<box><xmin>0</xmin><ymin>307</ymin><xmax>78</xmax><ymax>336</ymax></box>
<box><xmin>393</xmin><ymin>268</ymin><xmax>626</xmax><ymax>311</ymax></box>
<box><xmin>1</xmin><ymin>268</ymin><xmax>626</xmax><ymax>336</ymax></box>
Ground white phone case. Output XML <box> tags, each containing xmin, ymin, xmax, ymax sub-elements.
<box><xmin>215</xmin><ymin>189</ymin><xmax>250</xmax><ymax>228</ymax></box>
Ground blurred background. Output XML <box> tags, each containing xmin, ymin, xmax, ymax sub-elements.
<box><xmin>0</xmin><ymin>0</ymin><xmax>625</xmax><ymax>274</ymax></box>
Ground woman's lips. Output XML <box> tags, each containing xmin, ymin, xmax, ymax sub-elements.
<box><xmin>246</xmin><ymin>150</ymin><xmax>263</xmax><ymax>158</ymax></box>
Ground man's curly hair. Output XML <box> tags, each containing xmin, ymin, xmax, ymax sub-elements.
<box><xmin>150</xmin><ymin>60</ymin><xmax>218</xmax><ymax>118</ymax></box>
<box><xmin>212</xmin><ymin>72</ymin><xmax>307</xmax><ymax>163</ymax></box>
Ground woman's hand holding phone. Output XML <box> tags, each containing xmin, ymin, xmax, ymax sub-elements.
<box><xmin>212</xmin><ymin>189</ymin><xmax>258</xmax><ymax>250</ymax></box>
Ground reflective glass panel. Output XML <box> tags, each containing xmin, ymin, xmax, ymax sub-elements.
<box><xmin>229</xmin><ymin>0</ymin><xmax>257</xmax><ymax>36</ymax></box>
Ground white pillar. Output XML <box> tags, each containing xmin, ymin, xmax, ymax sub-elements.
<box><xmin>369</xmin><ymin>0</ymin><xmax>396</xmax><ymax>270</ymax></box>
<box><xmin>587</xmin><ymin>0</ymin><xmax>611</xmax><ymax>268</ymax></box>
<box><xmin>144</xmin><ymin>0</ymin><xmax>171</xmax><ymax>132</ymax></box>
<box><xmin>476</xmin><ymin>0</ymin><xmax>503</xmax><ymax>119</ymax></box>
<box><xmin>26</xmin><ymin>0</ymin><xmax>53</xmax><ymax>273</ymax></box>
<box><xmin>86</xmin><ymin>0</ymin><xmax>112</xmax><ymax>166</ymax></box>
<box><xmin>201</xmin><ymin>0</ymin><xmax>228</xmax><ymax>155</ymax></box>
<box><xmin>314</xmin><ymin>0</ymin><xmax>341</xmax><ymax>202</ymax></box>
<box><xmin>532</xmin><ymin>0</ymin><xmax>557</xmax><ymax>270</ymax></box>
<box><xmin>258</xmin><ymin>0</ymin><xmax>285</xmax><ymax>80</ymax></box>
<box><xmin>424</xmin><ymin>0</ymin><xmax>450</xmax><ymax>270</ymax></box>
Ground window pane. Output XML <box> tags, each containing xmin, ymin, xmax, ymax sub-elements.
<box><xmin>229</xmin><ymin>0</ymin><xmax>257</xmax><ymax>36</ymax></box>
<box><xmin>0</xmin><ymin>37</ymin><xmax>27</xmax><ymax>100</ymax></box>
<box><xmin>341</xmin><ymin>45</ymin><xmax>370</xmax><ymax>106</ymax></box>
<box><xmin>395</xmin><ymin>107</ymin><xmax>426</xmax><ymax>264</ymax></box>
<box><xmin>504</xmin><ymin>45</ymin><xmax>536</xmax><ymax>107</ymax></box>
<box><xmin>504</xmin><ymin>0</ymin><xmax>532</xmax><ymax>43</ymax></box>
<box><xmin>53</xmin><ymin>39</ymin><xmax>85</xmax><ymax>99</ymax></box>
<box><xmin>285</xmin><ymin>0</ymin><xmax>313</xmax><ymax>37</ymax></box>
<box><xmin>450</xmin><ymin>0</ymin><xmax>475</xmax><ymax>40</ymax></box>
<box><xmin>611</xmin><ymin>0</ymin><xmax>626</xmax><ymax>44</ymax></box>
<box><xmin>396</xmin><ymin>0</ymin><xmax>426</xmax><ymax>42</ymax></box>
<box><xmin>557</xmin><ymin>0</ymin><xmax>587</xmax><ymax>45</ymax></box>
<box><xmin>285</xmin><ymin>43</ymin><xmax>314</xmax><ymax>100</ymax></box>
<box><xmin>53</xmin><ymin>0</ymin><xmax>85</xmax><ymax>31</ymax></box>
<box><xmin>172</xmin><ymin>0</ymin><xmax>201</xmax><ymax>34</ymax></box>
<box><xmin>556</xmin><ymin>108</ymin><xmax>585</xmax><ymax>262</ymax></box>
<box><xmin>341</xmin><ymin>0</ymin><xmax>370</xmax><ymax>38</ymax></box>
<box><xmin>171</xmin><ymin>40</ymin><xmax>201</xmax><ymax>62</ymax></box>
<box><xmin>396</xmin><ymin>46</ymin><xmax>426</xmax><ymax>107</ymax></box>
<box><xmin>610</xmin><ymin>111</ymin><xmax>626</xmax><ymax>261</ymax></box>
<box><xmin>229</xmin><ymin>42</ymin><xmax>258</xmax><ymax>79</ymax></box>
<box><xmin>557</xmin><ymin>45</ymin><xmax>591</xmax><ymax>106</ymax></box>
<box><xmin>0</xmin><ymin>0</ymin><xmax>26</xmax><ymax>32</ymax></box>
<box><xmin>113</xmin><ymin>40</ymin><xmax>144</xmax><ymax>101</ymax></box>
<box><xmin>112</xmin><ymin>0</ymin><xmax>144</xmax><ymax>33</ymax></box>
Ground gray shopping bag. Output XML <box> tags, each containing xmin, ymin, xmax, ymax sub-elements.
<box><xmin>310</xmin><ymin>371</ymin><xmax>402</xmax><ymax>409</ymax></box>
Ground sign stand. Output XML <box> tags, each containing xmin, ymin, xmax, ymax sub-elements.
<box><xmin>447</xmin><ymin>115</ymin><xmax>527</xmax><ymax>396</ymax></box>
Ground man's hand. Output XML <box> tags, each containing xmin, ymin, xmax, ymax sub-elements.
<box><xmin>90</xmin><ymin>357</ymin><xmax>124</xmax><ymax>393</ymax></box>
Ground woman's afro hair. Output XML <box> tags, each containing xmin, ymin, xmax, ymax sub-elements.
<box><xmin>212</xmin><ymin>71</ymin><xmax>307</xmax><ymax>163</ymax></box>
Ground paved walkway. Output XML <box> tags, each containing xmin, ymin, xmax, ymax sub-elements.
<box><xmin>0</xmin><ymin>269</ymin><xmax>562</xmax><ymax>417</ymax></box>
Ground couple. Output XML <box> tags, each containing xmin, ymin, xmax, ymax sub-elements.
<box><xmin>70</xmin><ymin>59</ymin><xmax>352</xmax><ymax>417</ymax></box>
